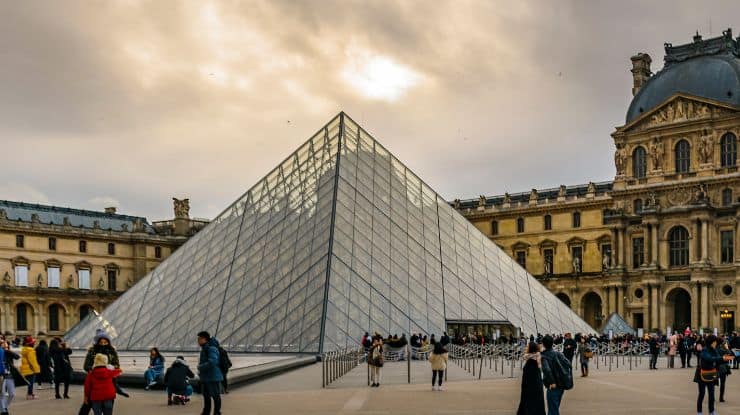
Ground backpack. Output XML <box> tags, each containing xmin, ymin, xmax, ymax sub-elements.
<box><xmin>543</xmin><ymin>351</ymin><xmax>573</xmax><ymax>390</ymax></box>
<box><xmin>217</xmin><ymin>347</ymin><xmax>232</xmax><ymax>372</ymax></box>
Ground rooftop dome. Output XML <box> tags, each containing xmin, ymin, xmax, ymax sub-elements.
<box><xmin>626</xmin><ymin>29</ymin><xmax>740</xmax><ymax>123</ymax></box>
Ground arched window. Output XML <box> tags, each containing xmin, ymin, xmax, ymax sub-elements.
<box><xmin>634</xmin><ymin>199</ymin><xmax>643</xmax><ymax>214</ymax></box>
<box><xmin>80</xmin><ymin>304</ymin><xmax>94</xmax><ymax>322</ymax></box>
<box><xmin>491</xmin><ymin>220</ymin><xmax>498</xmax><ymax>236</ymax></box>
<box><xmin>721</xmin><ymin>132</ymin><xmax>737</xmax><ymax>167</ymax></box>
<box><xmin>16</xmin><ymin>303</ymin><xmax>29</xmax><ymax>331</ymax></box>
<box><xmin>48</xmin><ymin>304</ymin><xmax>61</xmax><ymax>331</ymax></box>
<box><xmin>516</xmin><ymin>217</ymin><xmax>524</xmax><ymax>233</ymax></box>
<box><xmin>632</xmin><ymin>146</ymin><xmax>647</xmax><ymax>178</ymax></box>
<box><xmin>544</xmin><ymin>214</ymin><xmax>552</xmax><ymax>231</ymax></box>
<box><xmin>675</xmin><ymin>140</ymin><xmax>691</xmax><ymax>173</ymax></box>
<box><xmin>723</xmin><ymin>188</ymin><xmax>733</xmax><ymax>207</ymax></box>
<box><xmin>572</xmin><ymin>212</ymin><xmax>581</xmax><ymax>228</ymax></box>
<box><xmin>668</xmin><ymin>226</ymin><xmax>689</xmax><ymax>267</ymax></box>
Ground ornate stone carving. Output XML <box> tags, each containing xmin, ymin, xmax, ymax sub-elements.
<box><xmin>173</xmin><ymin>198</ymin><xmax>190</xmax><ymax>218</ymax></box>
<box><xmin>697</xmin><ymin>129</ymin><xmax>715</xmax><ymax>164</ymax></box>
<box><xmin>667</xmin><ymin>186</ymin><xmax>693</xmax><ymax>206</ymax></box>
<box><xmin>558</xmin><ymin>185</ymin><xmax>567</xmax><ymax>198</ymax></box>
<box><xmin>587</xmin><ymin>182</ymin><xmax>596</xmax><ymax>194</ymax></box>
<box><xmin>645</xmin><ymin>191</ymin><xmax>659</xmax><ymax>209</ymax></box>
<box><xmin>614</xmin><ymin>145</ymin><xmax>628</xmax><ymax>175</ymax></box>
<box><xmin>3</xmin><ymin>272</ymin><xmax>10</xmax><ymax>286</ymax></box>
<box><xmin>67</xmin><ymin>274</ymin><xmax>74</xmax><ymax>289</ymax></box>
<box><xmin>63</xmin><ymin>217</ymin><xmax>71</xmax><ymax>226</ymax></box>
<box><xmin>452</xmin><ymin>199</ymin><xmax>461</xmax><ymax>209</ymax></box>
<box><xmin>37</xmin><ymin>274</ymin><xmax>43</xmax><ymax>287</ymax></box>
<box><xmin>602</xmin><ymin>253</ymin><xmax>610</xmax><ymax>271</ymax></box>
<box><xmin>120</xmin><ymin>223</ymin><xmax>128</xmax><ymax>232</ymax></box>
<box><xmin>693</xmin><ymin>183</ymin><xmax>710</xmax><ymax>204</ymax></box>
<box><xmin>478</xmin><ymin>195</ymin><xmax>486</xmax><ymax>208</ymax></box>
<box><xmin>31</xmin><ymin>213</ymin><xmax>40</xmax><ymax>224</ymax></box>
<box><xmin>503</xmin><ymin>193</ymin><xmax>511</xmax><ymax>205</ymax></box>
<box><xmin>93</xmin><ymin>220</ymin><xmax>101</xmax><ymax>230</ymax></box>
<box><xmin>648</xmin><ymin>137</ymin><xmax>664</xmax><ymax>170</ymax></box>
<box><xmin>572</xmin><ymin>256</ymin><xmax>581</xmax><ymax>274</ymax></box>
<box><xmin>529</xmin><ymin>189</ymin><xmax>538</xmax><ymax>203</ymax></box>
<box><xmin>98</xmin><ymin>277</ymin><xmax>105</xmax><ymax>289</ymax></box>
<box><xmin>647</xmin><ymin>98</ymin><xmax>713</xmax><ymax>128</ymax></box>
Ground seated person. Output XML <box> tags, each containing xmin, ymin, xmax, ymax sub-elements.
<box><xmin>144</xmin><ymin>347</ymin><xmax>165</xmax><ymax>390</ymax></box>
<box><xmin>164</xmin><ymin>356</ymin><xmax>195</xmax><ymax>405</ymax></box>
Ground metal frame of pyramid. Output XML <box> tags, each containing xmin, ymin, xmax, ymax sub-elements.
<box><xmin>601</xmin><ymin>312</ymin><xmax>636</xmax><ymax>335</ymax></box>
<box><xmin>64</xmin><ymin>113</ymin><xmax>594</xmax><ymax>353</ymax></box>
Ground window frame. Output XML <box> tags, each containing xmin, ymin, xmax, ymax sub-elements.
<box><xmin>15</xmin><ymin>235</ymin><xmax>24</xmax><ymax>248</ymax></box>
<box><xmin>721</xmin><ymin>132</ymin><xmax>737</xmax><ymax>167</ymax></box>
<box><xmin>491</xmin><ymin>221</ymin><xmax>499</xmax><ymax>236</ymax></box>
<box><xmin>720</xmin><ymin>230</ymin><xmax>734</xmax><ymax>264</ymax></box>
<box><xmin>516</xmin><ymin>217</ymin><xmax>524</xmax><ymax>233</ymax></box>
<box><xmin>16</xmin><ymin>303</ymin><xmax>28</xmax><ymax>331</ymax></box>
<box><xmin>632</xmin><ymin>146</ymin><xmax>647</xmax><ymax>178</ymax></box>
<box><xmin>632</xmin><ymin>237</ymin><xmax>645</xmax><ymax>269</ymax></box>
<box><xmin>675</xmin><ymin>139</ymin><xmax>691</xmax><ymax>173</ymax></box>
<box><xmin>543</xmin><ymin>248</ymin><xmax>554</xmax><ymax>275</ymax></box>
<box><xmin>515</xmin><ymin>250</ymin><xmax>526</xmax><ymax>268</ymax></box>
<box><xmin>107</xmin><ymin>242</ymin><xmax>116</xmax><ymax>255</ymax></box>
<box><xmin>14</xmin><ymin>264</ymin><xmax>28</xmax><ymax>287</ymax></box>
<box><xmin>722</xmin><ymin>188</ymin><xmax>733</xmax><ymax>207</ymax></box>
<box><xmin>47</xmin><ymin>266</ymin><xmax>61</xmax><ymax>288</ymax></box>
<box><xmin>668</xmin><ymin>226</ymin><xmax>690</xmax><ymax>267</ymax></box>
<box><xmin>107</xmin><ymin>268</ymin><xmax>117</xmax><ymax>291</ymax></box>
<box><xmin>79</xmin><ymin>240</ymin><xmax>87</xmax><ymax>253</ymax></box>
<box><xmin>78</xmin><ymin>268</ymin><xmax>91</xmax><ymax>290</ymax></box>
<box><xmin>48</xmin><ymin>304</ymin><xmax>60</xmax><ymax>332</ymax></box>
<box><xmin>572</xmin><ymin>212</ymin><xmax>581</xmax><ymax>228</ymax></box>
<box><xmin>48</xmin><ymin>237</ymin><xmax>57</xmax><ymax>251</ymax></box>
<box><xmin>544</xmin><ymin>214</ymin><xmax>552</xmax><ymax>231</ymax></box>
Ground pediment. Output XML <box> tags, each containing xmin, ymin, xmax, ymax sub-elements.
<box><xmin>621</xmin><ymin>94</ymin><xmax>738</xmax><ymax>133</ymax></box>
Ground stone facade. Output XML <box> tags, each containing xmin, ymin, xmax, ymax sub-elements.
<box><xmin>454</xmin><ymin>31</ymin><xmax>740</xmax><ymax>334</ymax></box>
<box><xmin>0</xmin><ymin>199</ymin><xmax>207</xmax><ymax>339</ymax></box>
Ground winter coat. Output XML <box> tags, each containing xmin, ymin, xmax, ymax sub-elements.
<box><xmin>517</xmin><ymin>358</ymin><xmax>546</xmax><ymax>415</ymax></box>
<box><xmin>35</xmin><ymin>343</ymin><xmax>52</xmax><ymax>382</ymax></box>
<box><xmin>50</xmin><ymin>348</ymin><xmax>73</xmax><ymax>380</ymax></box>
<box><xmin>429</xmin><ymin>352</ymin><xmax>448</xmax><ymax>371</ymax></box>
<box><xmin>148</xmin><ymin>355</ymin><xmax>165</xmax><ymax>377</ymax></box>
<box><xmin>649</xmin><ymin>338</ymin><xmax>660</xmax><ymax>354</ymax></box>
<box><xmin>562</xmin><ymin>338</ymin><xmax>577</xmax><ymax>359</ymax></box>
<box><xmin>165</xmin><ymin>358</ymin><xmax>195</xmax><ymax>395</ymax></box>
<box><xmin>20</xmin><ymin>346</ymin><xmax>40</xmax><ymax>377</ymax></box>
<box><xmin>540</xmin><ymin>349</ymin><xmax>572</xmax><ymax>390</ymax></box>
<box><xmin>83</xmin><ymin>344</ymin><xmax>120</xmax><ymax>372</ymax></box>
<box><xmin>197</xmin><ymin>338</ymin><xmax>224</xmax><ymax>383</ymax></box>
<box><xmin>4</xmin><ymin>349</ymin><xmax>23</xmax><ymax>384</ymax></box>
<box><xmin>84</xmin><ymin>366</ymin><xmax>122</xmax><ymax>402</ymax></box>
<box><xmin>668</xmin><ymin>335</ymin><xmax>678</xmax><ymax>356</ymax></box>
<box><xmin>0</xmin><ymin>348</ymin><xmax>5</xmax><ymax>376</ymax></box>
<box><xmin>693</xmin><ymin>346</ymin><xmax>726</xmax><ymax>384</ymax></box>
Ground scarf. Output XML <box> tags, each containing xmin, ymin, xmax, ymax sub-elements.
<box><xmin>523</xmin><ymin>352</ymin><xmax>541</xmax><ymax>368</ymax></box>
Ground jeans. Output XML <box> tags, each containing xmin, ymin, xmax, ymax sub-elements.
<box><xmin>719</xmin><ymin>372</ymin><xmax>727</xmax><ymax>400</ymax></box>
<box><xmin>201</xmin><ymin>381</ymin><xmax>221</xmax><ymax>415</ymax></box>
<box><xmin>650</xmin><ymin>353</ymin><xmax>659</xmax><ymax>369</ymax></box>
<box><xmin>144</xmin><ymin>369</ymin><xmax>161</xmax><ymax>385</ymax></box>
<box><xmin>371</xmin><ymin>366</ymin><xmax>382</xmax><ymax>384</ymax></box>
<box><xmin>91</xmin><ymin>400</ymin><xmax>114</xmax><ymax>415</ymax></box>
<box><xmin>24</xmin><ymin>374</ymin><xmax>35</xmax><ymax>395</ymax></box>
<box><xmin>546</xmin><ymin>387</ymin><xmax>564</xmax><ymax>415</ymax></box>
<box><xmin>697</xmin><ymin>381</ymin><xmax>716</xmax><ymax>413</ymax></box>
<box><xmin>55</xmin><ymin>374</ymin><xmax>71</xmax><ymax>397</ymax></box>
<box><xmin>679</xmin><ymin>352</ymin><xmax>687</xmax><ymax>367</ymax></box>
<box><xmin>432</xmin><ymin>370</ymin><xmax>443</xmax><ymax>386</ymax></box>
<box><xmin>1</xmin><ymin>377</ymin><xmax>14</xmax><ymax>411</ymax></box>
<box><xmin>167</xmin><ymin>385</ymin><xmax>193</xmax><ymax>400</ymax></box>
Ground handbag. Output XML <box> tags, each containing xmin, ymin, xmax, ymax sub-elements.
<box><xmin>700</xmin><ymin>368</ymin><xmax>718</xmax><ymax>383</ymax></box>
<box><xmin>584</xmin><ymin>351</ymin><xmax>594</xmax><ymax>359</ymax></box>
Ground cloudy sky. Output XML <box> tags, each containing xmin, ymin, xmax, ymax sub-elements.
<box><xmin>1</xmin><ymin>1</ymin><xmax>739</xmax><ymax>220</ymax></box>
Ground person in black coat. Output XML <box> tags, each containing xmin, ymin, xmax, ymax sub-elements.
<box><xmin>649</xmin><ymin>335</ymin><xmax>660</xmax><ymax>370</ymax></box>
<box><xmin>35</xmin><ymin>340</ymin><xmax>53</xmax><ymax>387</ymax></box>
<box><xmin>694</xmin><ymin>335</ymin><xmax>733</xmax><ymax>414</ymax></box>
<box><xmin>49</xmin><ymin>338</ymin><xmax>72</xmax><ymax>399</ymax></box>
<box><xmin>164</xmin><ymin>356</ymin><xmax>195</xmax><ymax>405</ymax></box>
<box><xmin>562</xmin><ymin>333</ymin><xmax>577</xmax><ymax>365</ymax></box>
<box><xmin>517</xmin><ymin>342</ymin><xmax>545</xmax><ymax>415</ymax></box>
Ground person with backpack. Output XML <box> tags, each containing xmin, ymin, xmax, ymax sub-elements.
<box><xmin>84</xmin><ymin>354</ymin><xmax>122</xmax><ymax>415</ymax></box>
<box><xmin>694</xmin><ymin>334</ymin><xmax>733</xmax><ymax>415</ymax></box>
<box><xmin>428</xmin><ymin>341</ymin><xmax>448</xmax><ymax>391</ymax></box>
<box><xmin>164</xmin><ymin>356</ymin><xmax>195</xmax><ymax>405</ymax></box>
<box><xmin>368</xmin><ymin>336</ymin><xmax>384</xmax><ymax>387</ymax></box>
<box><xmin>217</xmin><ymin>345</ymin><xmax>232</xmax><ymax>394</ymax></box>
<box><xmin>197</xmin><ymin>331</ymin><xmax>223</xmax><ymax>415</ymax></box>
<box><xmin>540</xmin><ymin>335</ymin><xmax>572</xmax><ymax>415</ymax></box>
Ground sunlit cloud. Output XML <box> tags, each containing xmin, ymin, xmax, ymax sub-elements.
<box><xmin>341</xmin><ymin>46</ymin><xmax>423</xmax><ymax>101</ymax></box>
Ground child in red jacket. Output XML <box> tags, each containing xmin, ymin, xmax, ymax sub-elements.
<box><xmin>84</xmin><ymin>353</ymin><xmax>122</xmax><ymax>415</ymax></box>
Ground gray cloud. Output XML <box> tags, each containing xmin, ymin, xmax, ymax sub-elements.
<box><xmin>1</xmin><ymin>0</ymin><xmax>739</xmax><ymax>220</ymax></box>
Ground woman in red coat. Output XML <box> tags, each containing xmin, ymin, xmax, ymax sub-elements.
<box><xmin>84</xmin><ymin>354</ymin><xmax>122</xmax><ymax>415</ymax></box>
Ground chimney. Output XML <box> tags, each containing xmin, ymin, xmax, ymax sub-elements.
<box><xmin>104</xmin><ymin>207</ymin><xmax>117</xmax><ymax>214</ymax></box>
<box><xmin>630</xmin><ymin>53</ymin><xmax>652</xmax><ymax>96</ymax></box>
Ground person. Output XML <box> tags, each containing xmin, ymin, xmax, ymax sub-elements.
<box><xmin>368</xmin><ymin>336</ymin><xmax>383</xmax><ymax>387</ymax></box>
<box><xmin>649</xmin><ymin>334</ymin><xmax>660</xmax><ymax>370</ymax></box>
<box><xmin>49</xmin><ymin>338</ymin><xmax>73</xmax><ymax>399</ymax></box>
<box><xmin>668</xmin><ymin>332</ymin><xmax>678</xmax><ymax>368</ymax></box>
<box><xmin>730</xmin><ymin>331</ymin><xmax>740</xmax><ymax>370</ymax></box>
<box><xmin>361</xmin><ymin>332</ymin><xmax>372</xmax><ymax>350</ymax></box>
<box><xmin>440</xmin><ymin>332</ymin><xmax>450</xmax><ymax>347</ymax></box>
<box><xmin>79</xmin><ymin>329</ymin><xmax>127</xmax><ymax>415</ymax></box>
<box><xmin>577</xmin><ymin>337</ymin><xmax>591</xmax><ymax>377</ymax></box>
<box><xmin>717</xmin><ymin>337</ymin><xmax>733</xmax><ymax>403</ymax></box>
<box><xmin>517</xmin><ymin>342</ymin><xmax>545</xmax><ymax>415</ymax></box>
<box><xmin>217</xmin><ymin>344</ymin><xmax>232</xmax><ymax>394</ymax></box>
<box><xmin>540</xmin><ymin>335</ymin><xmax>572</xmax><ymax>415</ymax></box>
<box><xmin>686</xmin><ymin>334</ymin><xmax>696</xmax><ymax>368</ymax></box>
<box><xmin>144</xmin><ymin>347</ymin><xmax>165</xmax><ymax>390</ymax></box>
<box><xmin>197</xmin><ymin>331</ymin><xmax>223</xmax><ymax>415</ymax></box>
<box><xmin>164</xmin><ymin>356</ymin><xmax>195</xmax><ymax>405</ymax></box>
<box><xmin>562</xmin><ymin>333</ymin><xmax>577</xmax><ymax>366</ymax></box>
<box><xmin>20</xmin><ymin>336</ymin><xmax>40</xmax><ymax>399</ymax></box>
<box><xmin>428</xmin><ymin>341</ymin><xmax>448</xmax><ymax>391</ymax></box>
<box><xmin>679</xmin><ymin>333</ymin><xmax>688</xmax><ymax>368</ymax></box>
<box><xmin>35</xmin><ymin>339</ymin><xmax>52</xmax><ymax>389</ymax></box>
<box><xmin>694</xmin><ymin>334</ymin><xmax>733</xmax><ymax>415</ymax></box>
<box><xmin>84</xmin><ymin>354</ymin><xmax>122</xmax><ymax>415</ymax></box>
<box><xmin>1</xmin><ymin>340</ymin><xmax>20</xmax><ymax>415</ymax></box>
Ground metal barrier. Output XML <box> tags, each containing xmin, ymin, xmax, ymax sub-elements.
<box><xmin>321</xmin><ymin>346</ymin><xmax>365</xmax><ymax>388</ymax></box>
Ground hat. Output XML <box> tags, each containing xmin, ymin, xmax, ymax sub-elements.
<box><xmin>23</xmin><ymin>336</ymin><xmax>35</xmax><ymax>347</ymax></box>
<box><xmin>93</xmin><ymin>353</ymin><xmax>109</xmax><ymax>367</ymax></box>
<box><xmin>94</xmin><ymin>328</ymin><xmax>112</xmax><ymax>345</ymax></box>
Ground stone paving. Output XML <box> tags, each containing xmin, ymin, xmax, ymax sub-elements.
<box><xmin>14</xmin><ymin>356</ymin><xmax>739</xmax><ymax>414</ymax></box>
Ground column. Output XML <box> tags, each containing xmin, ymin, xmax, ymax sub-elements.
<box><xmin>651</xmin><ymin>284</ymin><xmax>659</xmax><ymax>330</ymax></box>
<box><xmin>701</xmin><ymin>220</ymin><xmax>709</xmax><ymax>262</ymax></box>
<box><xmin>735</xmin><ymin>219</ymin><xmax>740</xmax><ymax>262</ymax></box>
<box><xmin>617</xmin><ymin>286</ymin><xmax>624</xmax><ymax>316</ymax></box>
<box><xmin>616</xmin><ymin>228</ymin><xmax>624</xmax><ymax>268</ymax></box>
<box><xmin>694</xmin><ymin>220</ymin><xmax>701</xmax><ymax>262</ymax></box>
<box><xmin>690</xmin><ymin>283</ymin><xmax>700</xmax><ymax>330</ymax></box>
<box><xmin>651</xmin><ymin>223</ymin><xmax>659</xmax><ymax>266</ymax></box>
<box><xmin>700</xmin><ymin>283</ymin><xmax>709</xmax><ymax>328</ymax></box>
<box><xmin>705</xmin><ymin>283</ymin><xmax>713</xmax><ymax>330</ymax></box>
<box><xmin>612</xmin><ymin>286</ymin><xmax>619</xmax><ymax>315</ymax></box>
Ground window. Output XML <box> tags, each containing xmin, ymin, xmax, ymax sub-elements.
<box><xmin>48</xmin><ymin>304</ymin><xmax>60</xmax><ymax>331</ymax></box>
<box><xmin>107</xmin><ymin>269</ymin><xmax>117</xmax><ymax>291</ymax></box>
<box><xmin>632</xmin><ymin>146</ymin><xmax>647</xmax><ymax>178</ymax></box>
<box><xmin>632</xmin><ymin>237</ymin><xmax>645</xmax><ymax>268</ymax></box>
<box><xmin>78</xmin><ymin>269</ymin><xmax>91</xmax><ymax>290</ymax></box>
<box><xmin>601</xmin><ymin>244</ymin><xmax>612</xmax><ymax>269</ymax></box>
<box><xmin>14</xmin><ymin>265</ymin><xmax>28</xmax><ymax>287</ymax></box>
<box><xmin>668</xmin><ymin>226</ymin><xmax>689</xmax><ymax>267</ymax></box>
<box><xmin>675</xmin><ymin>140</ymin><xmax>691</xmax><ymax>173</ymax></box>
<box><xmin>79</xmin><ymin>240</ymin><xmax>87</xmax><ymax>253</ymax></box>
<box><xmin>515</xmin><ymin>251</ymin><xmax>526</xmax><ymax>268</ymax></box>
<box><xmin>80</xmin><ymin>305</ymin><xmax>94</xmax><ymax>322</ymax></box>
<box><xmin>633</xmin><ymin>199</ymin><xmax>643</xmax><ymax>214</ymax></box>
<box><xmin>543</xmin><ymin>249</ymin><xmax>554</xmax><ymax>275</ymax></box>
<box><xmin>491</xmin><ymin>221</ymin><xmax>499</xmax><ymax>236</ymax></box>
<box><xmin>48</xmin><ymin>237</ymin><xmax>56</xmax><ymax>251</ymax></box>
<box><xmin>544</xmin><ymin>214</ymin><xmax>552</xmax><ymax>231</ymax></box>
<box><xmin>721</xmin><ymin>132</ymin><xmax>737</xmax><ymax>167</ymax></box>
<box><xmin>572</xmin><ymin>212</ymin><xmax>581</xmax><ymax>228</ymax></box>
<box><xmin>516</xmin><ymin>217</ymin><xmax>524</xmax><ymax>233</ymax></box>
<box><xmin>722</xmin><ymin>188</ymin><xmax>733</xmax><ymax>207</ymax></box>
<box><xmin>15</xmin><ymin>235</ymin><xmax>24</xmax><ymax>248</ymax></box>
<box><xmin>571</xmin><ymin>246</ymin><xmax>583</xmax><ymax>272</ymax></box>
<box><xmin>16</xmin><ymin>303</ymin><xmax>28</xmax><ymax>331</ymax></box>
<box><xmin>47</xmin><ymin>267</ymin><xmax>60</xmax><ymax>288</ymax></box>
<box><xmin>721</xmin><ymin>230</ymin><xmax>734</xmax><ymax>264</ymax></box>
<box><xmin>107</xmin><ymin>243</ymin><xmax>115</xmax><ymax>255</ymax></box>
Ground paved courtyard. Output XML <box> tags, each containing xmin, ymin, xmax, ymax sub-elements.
<box><xmin>14</xmin><ymin>357</ymin><xmax>738</xmax><ymax>414</ymax></box>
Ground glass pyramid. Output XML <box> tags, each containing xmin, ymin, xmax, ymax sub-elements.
<box><xmin>64</xmin><ymin>113</ymin><xmax>593</xmax><ymax>353</ymax></box>
<box><xmin>601</xmin><ymin>312</ymin><xmax>636</xmax><ymax>335</ymax></box>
